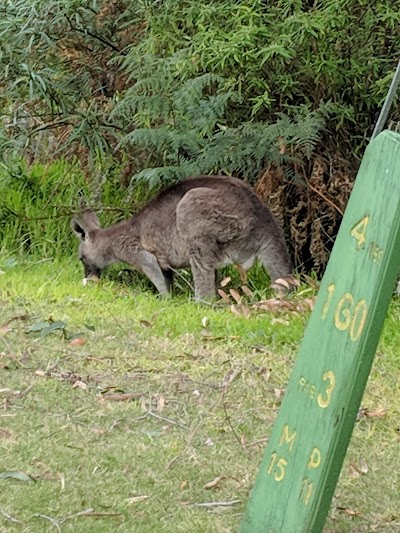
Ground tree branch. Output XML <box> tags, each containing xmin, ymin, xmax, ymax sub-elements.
<box><xmin>65</xmin><ymin>15</ymin><xmax>127</xmax><ymax>56</ymax></box>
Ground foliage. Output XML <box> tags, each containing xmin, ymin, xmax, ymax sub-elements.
<box><xmin>1</xmin><ymin>0</ymin><xmax>400</xmax><ymax>270</ymax></box>
<box><xmin>2</xmin><ymin>0</ymin><xmax>399</xmax><ymax>173</ymax></box>
<box><xmin>115</xmin><ymin>72</ymin><xmax>331</xmax><ymax>188</ymax></box>
<box><xmin>0</xmin><ymin>160</ymin><xmax>139</xmax><ymax>257</ymax></box>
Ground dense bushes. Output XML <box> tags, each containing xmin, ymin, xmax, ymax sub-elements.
<box><xmin>1</xmin><ymin>1</ymin><xmax>399</xmax><ymax>271</ymax></box>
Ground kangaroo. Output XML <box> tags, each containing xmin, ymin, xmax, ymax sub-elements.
<box><xmin>71</xmin><ymin>175</ymin><xmax>293</xmax><ymax>300</ymax></box>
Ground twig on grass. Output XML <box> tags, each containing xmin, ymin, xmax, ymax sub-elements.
<box><xmin>58</xmin><ymin>508</ymin><xmax>94</xmax><ymax>524</ymax></box>
<box><xmin>32</xmin><ymin>513</ymin><xmax>62</xmax><ymax>533</ymax></box>
<box><xmin>97</xmin><ymin>296</ymin><xmax>139</xmax><ymax>346</ymax></box>
<box><xmin>70</xmin><ymin>511</ymin><xmax>124</xmax><ymax>518</ymax></box>
<box><xmin>32</xmin><ymin>507</ymin><xmax>124</xmax><ymax>530</ymax></box>
<box><xmin>184</xmin><ymin>377</ymin><xmax>223</xmax><ymax>390</ymax></box>
<box><xmin>189</xmin><ymin>500</ymin><xmax>241</xmax><ymax>508</ymax></box>
<box><xmin>1</xmin><ymin>508</ymin><xmax>25</xmax><ymax>525</ymax></box>
<box><xmin>147</xmin><ymin>410</ymin><xmax>188</xmax><ymax>430</ymax></box>
<box><xmin>247</xmin><ymin>437</ymin><xmax>269</xmax><ymax>448</ymax></box>
<box><xmin>59</xmin><ymin>508</ymin><xmax>123</xmax><ymax>524</ymax></box>
<box><xmin>0</xmin><ymin>336</ymin><xmax>11</xmax><ymax>351</ymax></box>
<box><xmin>17</xmin><ymin>384</ymin><xmax>33</xmax><ymax>398</ymax></box>
<box><xmin>166</xmin><ymin>418</ymin><xmax>204</xmax><ymax>469</ymax></box>
<box><xmin>222</xmin><ymin>400</ymin><xmax>248</xmax><ymax>453</ymax></box>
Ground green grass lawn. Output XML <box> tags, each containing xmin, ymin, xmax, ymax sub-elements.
<box><xmin>0</xmin><ymin>258</ymin><xmax>399</xmax><ymax>532</ymax></box>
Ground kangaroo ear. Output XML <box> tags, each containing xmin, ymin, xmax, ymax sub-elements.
<box><xmin>80</xmin><ymin>210</ymin><xmax>101</xmax><ymax>230</ymax></box>
<box><xmin>71</xmin><ymin>210</ymin><xmax>101</xmax><ymax>241</ymax></box>
<box><xmin>71</xmin><ymin>218</ymin><xmax>87</xmax><ymax>241</ymax></box>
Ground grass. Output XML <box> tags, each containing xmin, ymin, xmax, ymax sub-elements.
<box><xmin>0</xmin><ymin>257</ymin><xmax>399</xmax><ymax>533</ymax></box>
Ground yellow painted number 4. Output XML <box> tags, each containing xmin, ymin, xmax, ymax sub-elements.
<box><xmin>351</xmin><ymin>216</ymin><xmax>369</xmax><ymax>249</ymax></box>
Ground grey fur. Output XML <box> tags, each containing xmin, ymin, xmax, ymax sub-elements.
<box><xmin>71</xmin><ymin>175</ymin><xmax>292</xmax><ymax>300</ymax></box>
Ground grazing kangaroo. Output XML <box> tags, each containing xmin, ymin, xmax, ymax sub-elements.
<box><xmin>71</xmin><ymin>175</ymin><xmax>293</xmax><ymax>300</ymax></box>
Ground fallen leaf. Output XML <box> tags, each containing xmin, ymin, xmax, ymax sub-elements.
<box><xmin>139</xmin><ymin>320</ymin><xmax>152</xmax><ymax>328</ymax></box>
<box><xmin>229</xmin><ymin>303</ymin><xmax>250</xmax><ymax>318</ymax></box>
<box><xmin>218</xmin><ymin>289</ymin><xmax>231</xmax><ymax>304</ymax></box>
<box><xmin>221</xmin><ymin>369</ymin><xmax>242</xmax><ymax>387</ymax></box>
<box><xmin>365</xmin><ymin>407</ymin><xmax>386</xmax><ymax>418</ymax></box>
<box><xmin>69</xmin><ymin>337</ymin><xmax>86</xmax><ymax>346</ymax></box>
<box><xmin>180</xmin><ymin>481</ymin><xmax>189</xmax><ymax>491</ymax></box>
<box><xmin>82</xmin><ymin>275</ymin><xmax>100</xmax><ymax>285</ymax></box>
<box><xmin>157</xmin><ymin>395</ymin><xmax>166</xmax><ymax>411</ymax></box>
<box><xmin>359</xmin><ymin>458</ymin><xmax>368</xmax><ymax>474</ymax></box>
<box><xmin>26</xmin><ymin>321</ymin><xmax>51</xmax><ymax>333</ymax></box>
<box><xmin>126</xmin><ymin>495</ymin><xmax>150</xmax><ymax>504</ymax></box>
<box><xmin>254</xmin><ymin>298</ymin><xmax>293</xmax><ymax>312</ymax></box>
<box><xmin>349</xmin><ymin>464</ymin><xmax>360</xmax><ymax>479</ymax></box>
<box><xmin>0</xmin><ymin>470</ymin><xmax>35</xmax><ymax>482</ymax></box>
<box><xmin>302</xmin><ymin>274</ymin><xmax>320</xmax><ymax>290</ymax></box>
<box><xmin>220</xmin><ymin>277</ymin><xmax>231</xmax><ymax>287</ymax></box>
<box><xmin>241</xmin><ymin>285</ymin><xmax>254</xmax><ymax>298</ymax></box>
<box><xmin>72</xmin><ymin>380</ymin><xmax>88</xmax><ymax>391</ymax></box>
<box><xmin>0</xmin><ymin>427</ymin><xmax>13</xmax><ymax>439</ymax></box>
<box><xmin>273</xmin><ymin>388</ymin><xmax>283</xmax><ymax>400</ymax></box>
<box><xmin>203</xmin><ymin>476</ymin><xmax>224</xmax><ymax>490</ymax></box>
<box><xmin>303</xmin><ymin>297</ymin><xmax>315</xmax><ymax>310</ymax></box>
<box><xmin>229</xmin><ymin>288</ymin><xmax>242</xmax><ymax>304</ymax></box>
<box><xmin>0</xmin><ymin>322</ymin><xmax>12</xmax><ymax>335</ymax></box>
<box><xmin>271</xmin><ymin>317</ymin><xmax>290</xmax><ymax>326</ymax></box>
<box><xmin>230</xmin><ymin>304</ymin><xmax>242</xmax><ymax>317</ymax></box>
<box><xmin>257</xmin><ymin>367</ymin><xmax>271</xmax><ymax>381</ymax></box>
<box><xmin>239</xmin><ymin>304</ymin><xmax>251</xmax><ymax>318</ymax></box>
<box><xmin>201</xmin><ymin>316</ymin><xmax>209</xmax><ymax>328</ymax></box>
<box><xmin>100</xmin><ymin>392</ymin><xmax>142</xmax><ymax>402</ymax></box>
<box><xmin>35</xmin><ymin>370</ymin><xmax>47</xmax><ymax>377</ymax></box>
<box><xmin>0</xmin><ymin>315</ymin><xmax>28</xmax><ymax>335</ymax></box>
<box><xmin>27</xmin><ymin>320</ymin><xmax>66</xmax><ymax>339</ymax></box>
<box><xmin>201</xmin><ymin>328</ymin><xmax>213</xmax><ymax>338</ymax></box>
<box><xmin>337</xmin><ymin>507</ymin><xmax>360</xmax><ymax>517</ymax></box>
<box><xmin>273</xmin><ymin>278</ymin><xmax>291</xmax><ymax>290</ymax></box>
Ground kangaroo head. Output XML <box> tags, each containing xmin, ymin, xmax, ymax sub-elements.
<box><xmin>71</xmin><ymin>210</ymin><xmax>109</xmax><ymax>280</ymax></box>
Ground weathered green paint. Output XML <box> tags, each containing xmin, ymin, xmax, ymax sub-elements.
<box><xmin>240</xmin><ymin>130</ymin><xmax>400</xmax><ymax>533</ymax></box>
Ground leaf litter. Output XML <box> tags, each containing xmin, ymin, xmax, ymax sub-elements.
<box><xmin>0</xmin><ymin>471</ymin><xmax>35</xmax><ymax>482</ymax></box>
<box><xmin>217</xmin><ymin>277</ymin><xmax>314</xmax><ymax>318</ymax></box>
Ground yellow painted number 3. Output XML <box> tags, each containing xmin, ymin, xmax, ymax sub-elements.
<box><xmin>317</xmin><ymin>371</ymin><xmax>336</xmax><ymax>409</ymax></box>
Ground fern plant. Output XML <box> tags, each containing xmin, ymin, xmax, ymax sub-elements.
<box><xmin>114</xmin><ymin>69</ymin><xmax>330</xmax><ymax>189</ymax></box>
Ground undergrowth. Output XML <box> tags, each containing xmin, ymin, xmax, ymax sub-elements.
<box><xmin>0</xmin><ymin>160</ymin><xmax>153</xmax><ymax>258</ymax></box>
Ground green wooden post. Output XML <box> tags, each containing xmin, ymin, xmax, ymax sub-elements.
<box><xmin>240</xmin><ymin>130</ymin><xmax>400</xmax><ymax>533</ymax></box>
